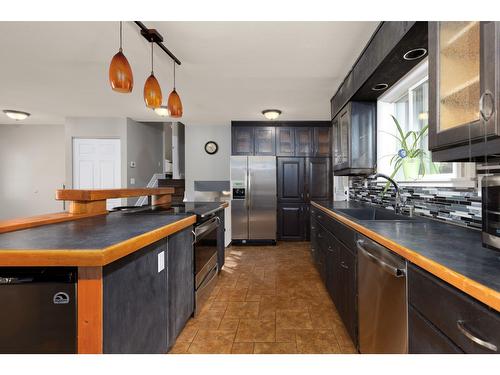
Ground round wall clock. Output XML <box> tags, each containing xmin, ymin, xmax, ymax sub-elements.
<box><xmin>204</xmin><ymin>141</ymin><xmax>218</xmax><ymax>155</ymax></box>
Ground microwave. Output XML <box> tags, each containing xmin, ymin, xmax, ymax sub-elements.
<box><xmin>482</xmin><ymin>175</ymin><xmax>500</xmax><ymax>251</ymax></box>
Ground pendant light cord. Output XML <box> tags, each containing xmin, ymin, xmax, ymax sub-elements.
<box><xmin>151</xmin><ymin>42</ymin><xmax>154</xmax><ymax>75</ymax></box>
<box><xmin>173</xmin><ymin>61</ymin><xmax>176</xmax><ymax>90</ymax></box>
<box><xmin>119</xmin><ymin>21</ymin><xmax>123</xmax><ymax>52</ymax></box>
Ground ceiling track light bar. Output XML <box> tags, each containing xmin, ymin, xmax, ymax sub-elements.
<box><xmin>134</xmin><ymin>21</ymin><xmax>181</xmax><ymax>66</ymax></box>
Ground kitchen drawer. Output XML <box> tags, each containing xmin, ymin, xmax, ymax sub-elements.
<box><xmin>311</xmin><ymin>206</ymin><xmax>357</xmax><ymax>252</ymax></box>
<box><xmin>409</xmin><ymin>305</ymin><xmax>463</xmax><ymax>354</ymax></box>
<box><xmin>408</xmin><ymin>264</ymin><xmax>500</xmax><ymax>354</ymax></box>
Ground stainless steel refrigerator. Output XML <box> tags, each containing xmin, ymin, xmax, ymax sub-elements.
<box><xmin>231</xmin><ymin>156</ymin><xmax>277</xmax><ymax>243</ymax></box>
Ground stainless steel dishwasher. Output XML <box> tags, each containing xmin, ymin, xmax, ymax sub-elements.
<box><xmin>357</xmin><ymin>235</ymin><xmax>408</xmax><ymax>353</ymax></box>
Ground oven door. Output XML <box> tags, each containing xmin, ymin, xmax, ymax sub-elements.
<box><xmin>194</xmin><ymin>216</ymin><xmax>220</xmax><ymax>314</ymax></box>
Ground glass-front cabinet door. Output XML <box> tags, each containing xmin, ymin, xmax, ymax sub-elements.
<box><xmin>276</xmin><ymin>127</ymin><xmax>295</xmax><ymax>156</ymax></box>
<box><xmin>429</xmin><ymin>21</ymin><xmax>499</xmax><ymax>155</ymax></box>
<box><xmin>254</xmin><ymin>127</ymin><xmax>276</xmax><ymax>155</ymax></box>
<box><xmin>313</xmin><ymin>127</ymin><xmax>331</xmax><ymax>157</ymax></box>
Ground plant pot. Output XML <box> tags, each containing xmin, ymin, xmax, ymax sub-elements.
<box><xmin>402</xmin><ymin>158</ymin><xmax>421</xmax><ymax>180</ymax></box>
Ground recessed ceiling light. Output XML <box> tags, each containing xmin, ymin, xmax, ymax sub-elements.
<box><xmin>154</xmin><ymin>105</ymin><xmax>170</xmax><ymax>117</ymax></box>
<box><xmin>3</xmin><ymin>110</ymin><xmax>31</xmax><ymax>121</ymax></box>
<box><xmin>372</xmin><ymin>83</ymin><xmax>389</xmax><ymax>91</ymax></box>
<box><xmin>262</xmin><ymin>109</ymin><xmax>282</xmax><ymax>121</ymax></box>
<box><xmin>403</xmin><ymin>48</ymin><xmax>427</xmax><ymax>61</ymax></box>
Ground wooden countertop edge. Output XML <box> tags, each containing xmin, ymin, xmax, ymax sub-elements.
<box><xmin>311</xmin><ymin>202</ymin><xmax>500</xmax><ymax>313</ymax></box>
<box><xmin>55</xmin><ymin>187</ymin><xmax>175</xmax><ymax>201</ymax></box>
<box><xmin>0</xmin><ymin>215</ymin><xmax>196</xmax><ymax>267</ymax></box>
<box><xmin>0</xmin><ymin>211</ymin><xmax>108</xmax><ymax>234</ymax></box>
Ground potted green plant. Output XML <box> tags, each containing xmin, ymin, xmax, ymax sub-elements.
<box><xmin>383</xmin><ymin>115</ymin><xmax>429</xmax><ymax>191</ymax></box>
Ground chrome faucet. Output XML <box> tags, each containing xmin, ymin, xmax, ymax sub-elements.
<box><xmin>366</xmin><ymin>173</ymin><xmax>403</xmax><ymax>214</ymax></box>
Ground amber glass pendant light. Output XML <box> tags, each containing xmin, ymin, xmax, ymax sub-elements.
<box><xmin>143</xmin><ymin>42</ymin><xmax>162</xmax><ymax>109</ymax></box>
<box><xmin>109</xmin><ymin>22</ymin><xmax>134</xmax><ymax>93</ymax></box>
<box><xmin>167</xmin><ymin>61</ymin><xmax>183</xmax><ymax>117</ymax></box>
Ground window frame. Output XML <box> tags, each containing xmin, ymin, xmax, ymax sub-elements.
<box><xmin>376</xmin><ymin>59</ymin><xmax>476</xmax><ymax>188</ymax></box>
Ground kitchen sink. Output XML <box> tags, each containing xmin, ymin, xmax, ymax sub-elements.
<box><xmin>335</xmin><ymin>208</ymin><xmax>418</xmax><ymax>222</ymax></box>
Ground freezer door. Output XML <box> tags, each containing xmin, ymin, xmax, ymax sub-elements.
<box><xmin>248</xmin><ymin>156</ymin><xmax>277</xmax><ymax>240</ymax></box>
<box><xmin>231</xmin><ymin>156</ymin><xmax>248</xmax><ymax>240</ymax></box>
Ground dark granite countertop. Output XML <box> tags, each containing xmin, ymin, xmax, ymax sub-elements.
<box><xmin>181</xmin><ymin>201</ymin><xmax>228</xmax><ymax>217</ymax></box>
<box><xmin>313</xmin><ymin>200</ymin><xmax>500</xmax><ymax>295</ymax></box>
<box><xmin>0</xmin><ymin>211</ymin><xmax>194</xmax><ymax>251</ymax></box>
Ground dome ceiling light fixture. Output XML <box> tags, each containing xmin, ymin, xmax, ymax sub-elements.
<box><xmin>109</xmin><ymin>21</ymin><xmax>134</xmax><ymax>93</ymax></box>
<box><xmin>3</xmin><ymin>109</ymin><xmax>31</xmax><ymax>121</ymax></box>
<box><xmin>262</xmin><ymin>109</ymin><xmax>282</xmax><ymax>121</ymax></box>
<box><xmin>168</xmin><ymin>61</ymin><xmax>183</xmax><ymax>118</ymax></box>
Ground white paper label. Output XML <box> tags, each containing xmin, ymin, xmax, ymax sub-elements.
<box><xmin>158</xmin><ymin>251</ymin><xmax>165</xmax><ymax>273</ymax></box>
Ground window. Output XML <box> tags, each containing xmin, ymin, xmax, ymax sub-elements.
<box><xmin>377</xmin><ymin>60</ymin><xmax>475</xmax><ymax>186</ymax></box>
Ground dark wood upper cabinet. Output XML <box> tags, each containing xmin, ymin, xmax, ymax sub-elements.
<box><xmin>429</xmin><ymin>21</ymin><xmax>500</xmax><ymax>162</ymax></box>
<box><xmin>313</xmin><ymin>127</ymin><xmax>331</xmax><ymax>157</ymax></box>
<box><xmin>231</xmin><ymin>127</ymin><xmax>254</xmax><ymax>155</ymax></box>
<box><xmin>253</xmin><ymin>127</ymin><xmax>276</xmax><ymax>155</ymax></box>
<box><xmin>277</xmin><ymin>157</ymin><xmax>305</xmax><ymax>202</ymax></box>
<box><xmin>295</xmin><ymin>128</ymin><xmax>314</xmax><ymax>156</ymax></box>
<box><xmin>276</xmin><ymin>127</ymin><xmax>296</xmax><ymax>156</ymax></box>
<box><xmin>232</xmin><ymin>122</ymin><xmax>331</xmax><ymax>156</ymax></box>
<box><xmin>306</xmin><ymin>157</ymin><xmax>332</xmax><ymax>201</ymax></box>
<box><xmin>332</xmin><ymin>101</ymin><xmax>376</xmax><ymax>176</ymax></box>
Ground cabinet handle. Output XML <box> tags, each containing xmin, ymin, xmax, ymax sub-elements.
<box><xmin>340</xmin><ymin>261</ymin><xmax>349</xmax><ymax>269</ymax></box>
<box><xmin>318</xmin><ymin>233</ymin><xmax>322</xmax><ymax>238</ymax></box>
<box><xmin>479</xmin><ymin>91</ymin><xmax>495</xmax><ymax>122</ymax></box>
<box><xmin>456</xmin><ymin>320</ymin><xmax>497</xmax><ymax>352</ymax></box>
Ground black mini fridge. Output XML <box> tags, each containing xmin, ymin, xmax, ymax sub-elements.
<box><xmin>0</xmin><ymin>267</ymin><xmax>77</xmax><ymax>353</ymax></box>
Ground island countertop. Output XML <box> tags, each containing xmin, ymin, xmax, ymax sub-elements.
<box><xmin>312</xmin><ymin>200</ymin><xmax>500</xmax><ymax>312</ymax></box>
<box><xmin>0</xmin><ymin>211</ymin><xmax>196</xmax><ymax>267</ymax></box>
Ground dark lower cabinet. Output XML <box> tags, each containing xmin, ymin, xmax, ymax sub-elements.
<box><xmin>167</xmin><ymin>227</ymin><xmax>194</xmax><ymax>350</ymax></box>
<box><xmin>409</xmin><ymin>305</ymin><xmax>463</xmax><ymax>354</ymax></box>
<box><xmin>408</xmin><ymin>263</ymin><xmax>500</xmax><ymax>354</ymax></box>
<box><xmin>278</xmin><ymin>204</ymin><xmax>306</xmax><ymax>240</ymax></box>
<box><xmin>103</xmin><ymin>239</ymin><xmax>169</xmax><ymax>354</ymax></box>
<box><xmin>310</xmin><ymin>213</ymin><xmax>358</xmax><ymax>349</ymax></box>
<box><xmin>216</xmin><ymin>210</ymin><xmax>225</xmax><ymax>270</ymax></box>
<box><xmin>338</xmin><ymin>240</ymin><xmax>357</xmax><ymax>345</ymax></box>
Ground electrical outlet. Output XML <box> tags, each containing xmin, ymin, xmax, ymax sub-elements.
<box><xmin>130</xmin><ymin>178</ymin><xmax>135</xmax><ymax>185</ymax></box>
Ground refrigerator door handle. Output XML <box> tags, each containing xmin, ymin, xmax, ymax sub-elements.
<box><xmin>247</xmin><ymin>171</ymin><xmax>251</xmax><ymax>210</ymax></box>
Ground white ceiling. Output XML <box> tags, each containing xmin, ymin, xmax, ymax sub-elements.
<box><xmin>0</xmin><ymin>21</ymin><xmax>378</xmax><ymax>126</ymax></box>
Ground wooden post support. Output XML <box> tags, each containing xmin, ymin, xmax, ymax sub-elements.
<box><xmin>69</xmin><ymin>200</ymin><xmax>108</xmax><ymax>215</ymax></box>
<box><xmin>78</xmin><ymin>266</ymin><xmax>103</xmax><ymax>354</ymax></box>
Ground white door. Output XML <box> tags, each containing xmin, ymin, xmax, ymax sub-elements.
<box><xmin>72</xmin><ymin>138</ymin><xmax>122</xmax><ymax>210</ymax></box>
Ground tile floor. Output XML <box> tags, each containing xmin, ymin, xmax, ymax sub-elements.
<box><xmin>169</xmin><ymin>241</ymin><xmax>358</xmax><ymax>354</ymax></box>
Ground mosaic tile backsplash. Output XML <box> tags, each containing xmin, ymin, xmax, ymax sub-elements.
<box><xmin>348</xmin><ymin>177</ymin><xmax>482</xmax><ymax>229</ymax></box>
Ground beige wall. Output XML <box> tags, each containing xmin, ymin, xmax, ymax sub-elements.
<box><xmin>184</xmin><ymin>124</ymin><xmax>231</xmax><ymax>200</ymax></box>
<box><xmin>0</xmin><ymin>124</ymin><xmax>65</xmax><ymax>220</ymax></box>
